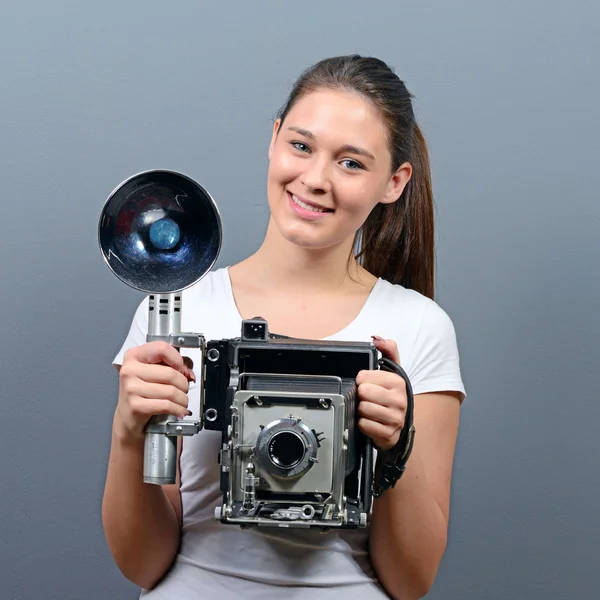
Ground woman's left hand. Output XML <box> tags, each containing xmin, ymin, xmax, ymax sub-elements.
<box><xmin>356</xmin><ymin>336</ymin><xmax>408</xmax><ymax>451</ymax></box>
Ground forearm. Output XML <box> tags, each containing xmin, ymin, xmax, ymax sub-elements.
<box><xmin>102</xmin><ymin>420</ymin><xmax>180</xmax><ymax>590</ymax></box>
<box><xmin>369</xmin><ymin>445</ymin><xmax>448</xmax><ymax>600</ymax></box>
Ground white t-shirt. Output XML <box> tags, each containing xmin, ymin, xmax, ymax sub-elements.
<box><xmin>113</xmin><ymin>267</ymin><xmax>466</xmax><ymax>599</ymax></box>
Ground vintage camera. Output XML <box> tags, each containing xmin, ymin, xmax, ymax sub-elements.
<box><xmin>202</xmin><ymin>319</ymin><xmax>379</xmax><ymax>529</ymax></box>
<box><xmin>99</xmin><ymin>170</ymin><xmax>415</xmax><ymax>531</ymax></box>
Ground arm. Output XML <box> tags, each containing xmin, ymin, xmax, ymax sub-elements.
<box><xmin>102</xmin><ymin>429</ymin><xmax>183</xmax><ymax>590</ymax></box>
<box><xmin>102</xmin><ymin>344</ymin><xmax>192</xmax><ymax>590</ymax></box>
<box><xmin>368</xmin><ymin>391</ymin><xmax>461</xmax><ymax>600</ymax></box>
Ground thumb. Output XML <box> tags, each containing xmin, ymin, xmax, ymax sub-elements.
<box><xmin>371</xmin><ymin>335</ymin><xmax>400</xmax><ymax>364</ymax></box>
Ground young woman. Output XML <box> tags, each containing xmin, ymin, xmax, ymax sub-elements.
<box><xmin>102</xmin><ymin>54</ymin><xmax>466</xmax><ymax>600</ymax></box>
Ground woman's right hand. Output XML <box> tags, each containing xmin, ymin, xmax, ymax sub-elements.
<box><xmin>114</xmin><ymin>341</ymin><xmax>196</xmax><ymax>442</ymax></box>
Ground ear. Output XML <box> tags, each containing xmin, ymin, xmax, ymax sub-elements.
<box><xmin>380</xmin><ymin>161</ymin><xmax>413</xmax><ymax>205</ymax></box>
<box><xmin>268</xmin><ymin>118</ymin><xmax>282</xmax><ymax>159</ymax></box>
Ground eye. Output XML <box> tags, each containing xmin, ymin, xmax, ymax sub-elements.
<box><xmin>340</xmin><ymin>159</ymin><xmax>364</xmax><ymax>171</ymax></box>
<box><xmin>291</xmin><ymin>141</ymin><xmax>311</xmax><ymax>153</ymax></box>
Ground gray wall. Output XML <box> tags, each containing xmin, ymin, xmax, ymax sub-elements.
<box><xmin>1</xmin><ymin>1</ymin><xmax>598</xmax><ymax>598</ymax></box>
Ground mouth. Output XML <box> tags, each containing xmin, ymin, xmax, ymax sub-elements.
<box><xmin>287</xmin><ymin>191</ymin><xmax>333</xmax><ymax>213</ymax></box>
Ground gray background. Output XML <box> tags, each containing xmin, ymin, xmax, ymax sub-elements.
<box><xmin>1</xmin><ymin>1</ymin><xmax>598</xmax><ymax>598</ymax></box>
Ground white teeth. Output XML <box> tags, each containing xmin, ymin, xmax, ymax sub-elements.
<box><xmin>292</xmin><ymin>194</ymin><xmax>326</xmax><ymax>213</ymax></box>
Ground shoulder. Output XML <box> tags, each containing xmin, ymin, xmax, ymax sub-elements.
<box><xmin>371</xmin><ymin>278</ymin><xmax>465</xmax><ymax>400</ymax></box>
<box><xmin>373</xmin><ymin>278</ymin><xmax>454</xmax><ymax>332</ymax></box>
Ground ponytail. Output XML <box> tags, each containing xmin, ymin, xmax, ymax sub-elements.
<box><xmin>356</xmin><ymin>124</ymin><xmax>435</xmax><ymax>299</ymax></box>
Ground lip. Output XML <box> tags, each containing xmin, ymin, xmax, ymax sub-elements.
<box><xmin>288</xmin><ymin>191</ymin><xmax>332</xmax><ymax>212</ymax></box>
<box><xmin>287</xmin><ymin>191</ymin><xmax>333</xmax><ymax>221</ymax></box>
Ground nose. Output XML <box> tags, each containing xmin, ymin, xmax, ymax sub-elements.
<box><xmin>300</xmin><ymin>156</ymin><xmax>331</xmax><ymax>194</ymax></box>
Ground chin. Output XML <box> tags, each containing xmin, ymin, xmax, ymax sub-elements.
<box><xmin>277</xmin><ymin>222</ymin><xmax>324</xmax><ymax>248</ymax></box>
<box><xmin>274</xmin><ymin>218</ymin><xmax>353</xmax><ymax>252</ymax></box>
<box><xmin>285</xmin><ymin>233</ymin><xmax>331</xmax><ymax>250</ymax></box>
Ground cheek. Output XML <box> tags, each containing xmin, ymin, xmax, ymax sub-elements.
<box><xmin>268</xmin><ymin>149</ymin><xmax>302</xmax><ymax>184</ymax></box>
<box><xmin>337</xmin><ymin>179</ymin><xmax>381</xmax><ymax>216</ymax></box>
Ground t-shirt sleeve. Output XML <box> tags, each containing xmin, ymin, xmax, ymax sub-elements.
<box><xmin>408</xmin><ymin>299</ymin><xmax>466</xmax><ymax>402</ymax></box>
<box><xmin>112</xmin><ymin>296</ymin><xmax>149</xmax><ymax>368</ymax></box>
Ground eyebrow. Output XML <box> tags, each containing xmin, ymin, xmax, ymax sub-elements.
<box><xmin>286</xmin><ymin>126</ymin><xmax>376</xmax><ymax>161</ymax></box>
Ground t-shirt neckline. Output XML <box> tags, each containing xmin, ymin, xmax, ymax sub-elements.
<box><xmin>220</xmin><ymin>266</ymin><xmax>382</xmax><ymax>341</ymax></box>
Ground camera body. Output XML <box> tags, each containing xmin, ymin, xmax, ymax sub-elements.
<box><xmin>202</xmin><ymin>318</ymin><xmax>377</xmax><ymax>530</ymax></box>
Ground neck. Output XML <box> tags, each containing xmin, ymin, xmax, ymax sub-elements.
<box><xmin>244</xmin><ymin>217</ymin><xmax>369</xmax><ymax>292</ymax></box>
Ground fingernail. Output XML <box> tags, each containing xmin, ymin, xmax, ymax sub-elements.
<box><xmin>186</xmin><ymin>409</ymin><xmax>192</xmax><ymax>416</ymax></box>
<box><xmin>371</xmin><ymin>335</ymin><xmax>384</xmax><ymax>342</ymax></box>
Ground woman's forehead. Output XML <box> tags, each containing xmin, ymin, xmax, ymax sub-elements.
<box><xmin>283</xmin><ymin>89</ymin><xmax>389</xmax><ymax>152</ymax></box>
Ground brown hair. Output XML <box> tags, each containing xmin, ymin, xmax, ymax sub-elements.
<box><xmin>276</xmin><ymin>55</ymin><xmax>435</xmax><ymax>299</ymax></box>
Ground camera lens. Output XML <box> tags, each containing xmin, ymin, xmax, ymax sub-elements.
<box><xmin>268</xmin><ymin>431</ymin><xmax>305</xmax><ymax>469</ymax></box>
<box><xmin>254</xmin><ymin>417</ymin><xmax>319</xmax><ymax>480</ymax></box>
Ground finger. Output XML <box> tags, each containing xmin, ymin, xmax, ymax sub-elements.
<box><xmin>357</xmin><ymin>418</ymin><xmax>399</xmax><ymax>451</ymax></box>
<box><xmin>356</xmin><ymin>369</ymin><xmax>405</xmax><ymax>391</ymax></box>
<box><xmin>134</xmin><ymin>363</ymin><xmax>191</xmax><ymax>393</ymax></box>
<box><xmin>358</xmin><ymin>400</ymin><xmax>404</xmax><ymax>428</ymax></box>
<box><xmin>129</xmin><ymin>396</ymin><xmax>191</xmax><ymax>420</ymax></box>
<box><xmin>127</xmin><ymin>342</ymin><xmax>186</xmax><ymax>372</ymax></box>
<box><xmin>357</xmin><ymin>381</ymin><xmax>398</xmax><ymax>408</ymax></box>
<box><xmin>371</xmin><ymin>336</ymin><xmax>400</xmax><ymax>364</ymax></box>
<box><xmin>130</xmin><ymin>380</ymin><xmax>190</xmax><ymax>409</ymax></box>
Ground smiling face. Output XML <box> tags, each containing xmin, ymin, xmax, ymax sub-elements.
<box><xmin>266</xmin><ymin>88</ymin><xmax>412</xmax><ymax>251</ymax></box>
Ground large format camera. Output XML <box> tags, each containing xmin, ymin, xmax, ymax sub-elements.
<box><xmin>99</xmin><ymin>170</ymin><xmax>415</xmax><ymax>531</ymax></box>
